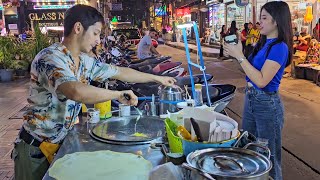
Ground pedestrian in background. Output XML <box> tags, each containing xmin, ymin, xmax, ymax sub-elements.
<box><xmin>245</xmin><ymin>22</ymin><xmax>254</xmax><ymax>58</ymax></box>
<box><xmin>253</xmin><ymin>22</ymin><xmax>261</xmax><ymax>44</ymax></box>
<box><xmin>219</xmin><ymin>25</ymin><xmax>228</xmax><ymax>59</ymax></box>
<box><xmin>228</xmin><ymin>20</ymin><xmax>239</xmax><ymax>38</ymax></box>
<box><xmin>313</xmin><ymin>18</ymin><xmax>320</xmax><ymax>41</ymax></box>
<box><xmin>241</xmin><ymin>23</ymin><xmax>249</xmax><ymax>54</ymax></box>
<box><xmin>224</xmin><ymin>1</ymin><xmax>293</xmax><ymax>180</ymax></box>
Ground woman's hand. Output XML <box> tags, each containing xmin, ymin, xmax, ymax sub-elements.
<box><xmin>224</xmin><ymin>41</ymin><xmax>245</xmax><ymax>60</ymax></box>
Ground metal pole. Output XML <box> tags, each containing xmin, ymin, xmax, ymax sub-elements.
<box><xmin>192</xmin><ymin>22</ymin><xmax>212</xmax><ymax>106</ymax></box>
<box><xmin>182</xmin><ymin>27</ymin><xmax>196</xmax><ymax>99</ymax></box>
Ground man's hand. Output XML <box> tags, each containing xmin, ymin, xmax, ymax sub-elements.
<box><xmin>154</xmin><ymin>76</ymin><xmax>176</xmax><ymax>86</ymax></box>
<box><xmin>117</xmin><ymin>90</ymin><xmax>138</xmax><ymax>106</ymax></box>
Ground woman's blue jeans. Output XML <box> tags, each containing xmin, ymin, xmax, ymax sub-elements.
<box><xmin>243</xmin><ymin>86</ymin><xmax>284</xmax><ymax>180</ymax></box>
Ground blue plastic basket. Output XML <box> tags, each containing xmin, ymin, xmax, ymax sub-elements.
<box><xmin>182</xmin><ymin>131</ymin><xmax>240</xmax><ymax>156</ymax></box>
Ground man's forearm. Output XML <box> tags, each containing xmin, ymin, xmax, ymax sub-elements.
<box><xmin>112</xmin><ymin>67</ymin><xmax>158</xmax><ymax>83</ymax></box>
<box><xmin>150</xmin><ymin>46</ymin><xmax>159</xmax><ymax>55</ymax></box>
<box><xmin>57</xmin><ymin>82</ymin><xmax>121</xmax><ymax>104</ymax></box>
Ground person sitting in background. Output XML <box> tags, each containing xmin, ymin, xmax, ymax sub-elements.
<box><xmin>157</xmin><ymin>34</ymin><xmax>165</xmax><ymax>44</ymax></box>
<box><xmin>293</xmin><ymin>27</ymin><xmax>311</xmax><ymax>53</ymax></box>
<box><xmin>293</xmin><ymin>27</ymin><xmax>300</xmax><ymax>37</ymax></box>
<box><xmin>137</xmin><ymin>28</ymin><xmax>160</xmax><ymax>59</ymax></box>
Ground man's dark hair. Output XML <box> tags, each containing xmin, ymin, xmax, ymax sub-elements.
<box><xmin>64</xmin><ymin>5</ymin><xmax>104</xmax><ymax>37</ymax></box>
<box><xmin>149</xmin><ymin>28</ymin><xmax>157</xmax><ymax>33</ymax></box>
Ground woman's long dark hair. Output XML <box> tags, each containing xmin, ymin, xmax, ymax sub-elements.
<box><xmin>220</xmin><ymin>25</ymin><xmax>225</xmax><ymax>35</ymax></box>
<box><xmin>250</xmin><ymin>1</ymin><xmax>293</xmax><ymax>67</ymax></box>
<box><xmin>229</xmin><ymin>21</ymin><xmax>237</xmax><ymax>35</ymax></box>
<box><xmin>244</xmin><ymin>23</ymin><xmax>249</xmax><ymax>33</ymax></box>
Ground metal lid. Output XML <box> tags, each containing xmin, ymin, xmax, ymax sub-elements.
<box><xmin>186</xmin><ymin>146</ymin><xmax>272</xmax><ymax>178</ymax></box>
<box><xmin>158</xmin><ymin>85</ymin><xmax>183</xmax><ymax>94</ymax></box>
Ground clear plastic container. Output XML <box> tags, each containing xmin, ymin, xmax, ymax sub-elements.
<box><xmin>194</xmin><ymin>84</ymin><xmax>203</xmax><ymax>106</ymax></box>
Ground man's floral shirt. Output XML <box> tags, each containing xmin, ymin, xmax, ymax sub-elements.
<box><xmin>23</xmin><ymin>43</ymin><xmax>119</xmax><ymax>143</ymax></box>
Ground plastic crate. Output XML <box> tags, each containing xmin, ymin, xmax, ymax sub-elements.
<box><xmin>165</xmin><ymin>118</ymin><xmax>183</xmax><ymax>153</ymax></box>
<box><xmin>165</xmin><ymin>118</ymin><xmax>241</xmax><ymax>156</ymax></box>
<box><xmin>182</xmin><ymin>131</ymin><xmax>240</xmax><ymax>156</ymax></box>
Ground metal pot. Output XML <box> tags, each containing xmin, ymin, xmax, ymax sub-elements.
<box><xmin>158</xmin><ymin>85</ymin><xmax>183</xmax><ymax>115</ymax></box>
<box><xmin>186</xmin><ymin>143</ymin><xmax>272</xmax><ymax>180</ymax></box>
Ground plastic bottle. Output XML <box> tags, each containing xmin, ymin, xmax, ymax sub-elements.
<box><xmin>94</xmin><ymin>82</ymin><xmax>112</xmax><ymax>119</ymax></box>
<box><xmin>194</xmin><ymin>84</ymin><xmax>203</xmax><ymax>106</ymax></box>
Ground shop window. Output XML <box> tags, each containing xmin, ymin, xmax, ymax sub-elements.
<box><xmin>226</xmin><ymin>4</ymin><xmax>245</xmax><ymax>30</ymax></box>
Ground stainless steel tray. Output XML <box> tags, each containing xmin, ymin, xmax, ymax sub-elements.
<box><xmin>90</xmin><ymin>115</ymin><xmax>165</xmax><ymax>145</ymax></box>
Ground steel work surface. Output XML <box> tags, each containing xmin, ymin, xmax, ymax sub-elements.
<box><xmin>43</xmin><ymin>123</ymin><xmax>166</xmax><ymax>180</ymax></box>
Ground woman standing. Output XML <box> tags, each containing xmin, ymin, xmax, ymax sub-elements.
<box><xmin>219</xmin><ymin>25</ymin><xmax>228</xmax><ymax>58</ymax></box>
<box><xmin>241</xmin><ymin>23</ymin><xmax>249</xmax><ymax>54</ymax></box>
<box><xmin>224</xmin><ymin>1</ymin><xmax>293</xmax><ymax>180</ymax></box>
<box><xmin>228</xmin><ymin>20</ymin><xmax>238</xmax><ymax>37</ymax></box>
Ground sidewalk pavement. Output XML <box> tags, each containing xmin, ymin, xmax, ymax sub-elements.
<box><xmin>0</xmin><ymin>78</ymin><xmax>29</xmax><ymax>180</ymax></box>
<box><xmin>165</xmin><ymin>41</ymin><xmax>220</xmax><ymax>58</ymax></box>
<box><xmin>187</xmin><ymin>39</ymin><xmax>221</xmax><ymax>49</ymax></box>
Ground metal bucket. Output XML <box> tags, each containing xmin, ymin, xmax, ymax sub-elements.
<box><xmin>186</xmin><ymin>143</ymin><xmax>272</xmax><ymax>180</ymax></box>
<box><xmin>158</xmin><ymin>85</ymin><xmax>183</xmax><ymax>115</ymax></box>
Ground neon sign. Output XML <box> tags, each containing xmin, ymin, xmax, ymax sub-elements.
<box><xmin>209</xmin><ymin>6</ymin><xmax>213</xmax><ymax>27</ymax></box>
<box><xmin>155</xmin><ymin>5</ymin><xmax>167</xmax><ymax>16</ymax></box>
<box><xmin>33</xmin><ymin>4</ymin><xmax>73</xmax><ymax>10</ymax></box>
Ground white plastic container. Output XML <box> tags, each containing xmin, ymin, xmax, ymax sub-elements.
<box><xmin>87</xmin><ymin>108</ymin><xmax>100</xmax><ymax>123</ymax></box>
<box><xmin>119</xmin><ymin>104</ymin><xmax>131</xmax><ymax>117</ymax></box>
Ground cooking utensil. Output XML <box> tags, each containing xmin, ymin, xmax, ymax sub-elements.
<box><xmin>123</xmin><ymin>93</ymin><xmax>131</xmax><ymax>101</ymax></box>
<box><xmin>123</xmin><ymin>92</ymin><xmax>143</xmax><ymax>116</ymax></box>
<box><xmin>186</xmin><ymin>143</ymin><xmax>272</xmax><ymax>180</ymax></box>
<box><xmin>190</xmin><ymin>118</ymin><xmax>204</xmax><ymax>142</ymax></box>
<box><xmin>182</xmin><ymin>163</ymin><xmax>216</xmax><ymax>180</ymax></box>
<box><xmin>90</xmin><ymin>116</ymin><xmax>165</xmax><ymax>144</ymax></box>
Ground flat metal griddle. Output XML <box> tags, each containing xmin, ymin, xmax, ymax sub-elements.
<box><xmin>90</xmin><ymin>116</ymin><xmax>165</xmax><ymax>145</ymax></box>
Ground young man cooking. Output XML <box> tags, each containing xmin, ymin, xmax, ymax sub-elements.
<box><xmin>12</xmin><ymin>5</ymin><xmax>176</xmax><ymax>180</ymax></box>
